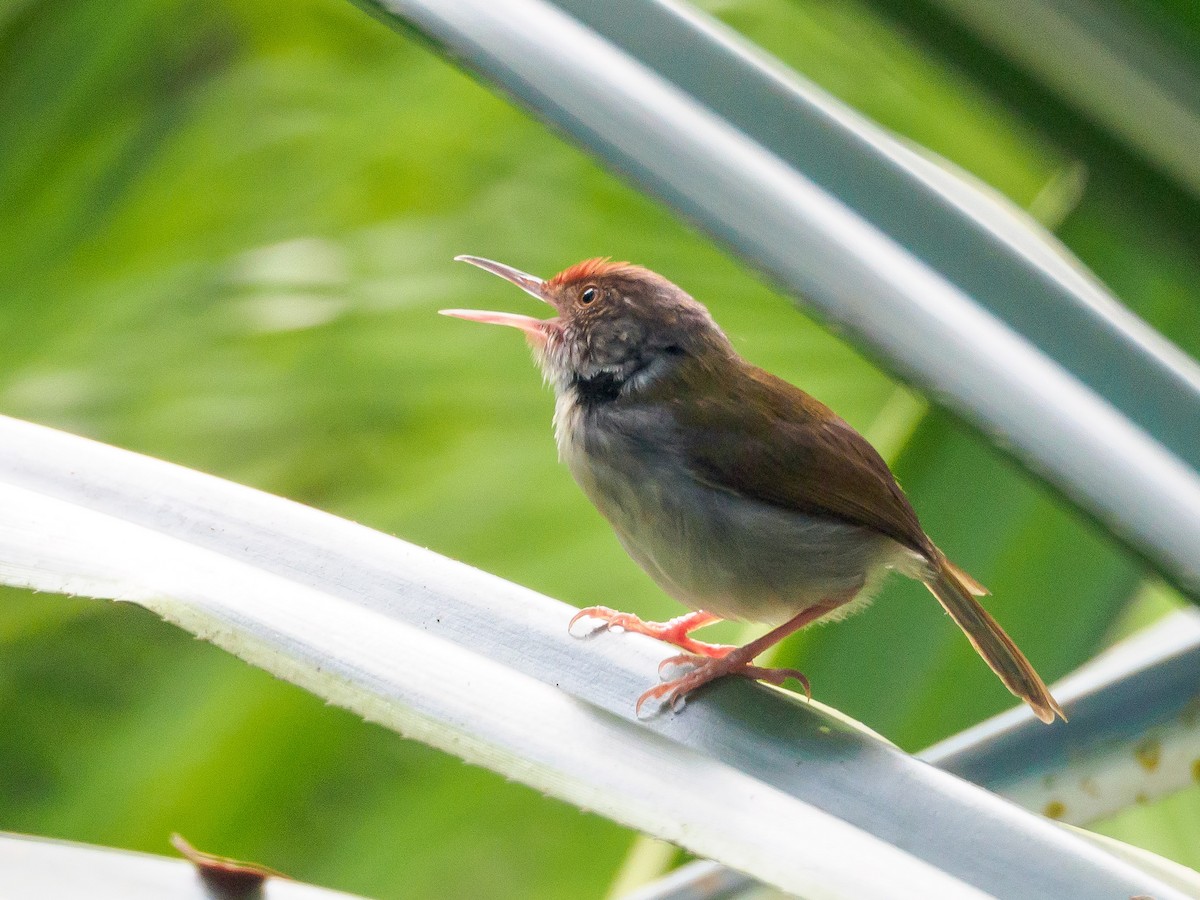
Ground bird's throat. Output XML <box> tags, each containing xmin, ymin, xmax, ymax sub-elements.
<box><xmin>571</xmin><ymin>371</ymin><xmax>624</xmax><ymax>405</ymax></box>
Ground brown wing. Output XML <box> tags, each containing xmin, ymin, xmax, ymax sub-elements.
<box><xmin>675</xmin><ymin>362</ymin><xmax>934</xmax><ymax>557</ymax></box>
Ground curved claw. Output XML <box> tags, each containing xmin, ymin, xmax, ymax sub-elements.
<box><xmin>568</xmin><ymin>606</ymin><xmax>622</xmax><ymax>637</ymax></box>
<box><xmin>635</xmin><ymin>658</ymin><xmax>813</xmax><ymax>719</ymax></box>
<box><xmin>742</xmin><ymin>665</ymin><xmax>812</xmax><ymax>700</ymax></box>
<box><xmin>636</xmin><ymin>681</ymin><xmax>685</xmax><ymax>719</ymax></box>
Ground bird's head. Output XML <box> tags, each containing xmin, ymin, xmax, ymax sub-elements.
<box><xmin>442</xmin><ymin>256</ymin><xmax>732</xmax><ymax>398</ymax></box>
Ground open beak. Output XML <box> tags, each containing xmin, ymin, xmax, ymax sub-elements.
<box><xmin>441</xmin><ymin>255</ymin><xmax>556</xmax><ymax>342</ymax></box>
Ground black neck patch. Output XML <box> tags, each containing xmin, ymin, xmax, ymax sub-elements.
<box><xmin>571</xmin><ymin>371</ymin><xmax>624</xmax><ymax>405</ymax></box>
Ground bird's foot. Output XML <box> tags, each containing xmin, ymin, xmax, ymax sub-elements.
<box><xmin>636</xmin><ymin>653</ymin><xmax>811</xmax><ymax>719</ymax></box>
<box><xmin>568</xmin><ymin>606</ymin><xmax>734</xmax><ymax>658</ymax></box>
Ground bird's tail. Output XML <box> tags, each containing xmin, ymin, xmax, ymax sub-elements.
<box><xmin>925</xmin><ymin>558</ymin><xmax>1066</xmax><ymax>724</ymax></box>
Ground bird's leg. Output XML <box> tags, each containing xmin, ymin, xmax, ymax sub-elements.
<box><xmin>636</xmin><ymin>596</ymin><xmax>852</xmax><ymax>718</ymax></box>
<box><xmin>568</xmin><ymin>607</ymin><xmax>734</xmax><ymax>658</ymax></box>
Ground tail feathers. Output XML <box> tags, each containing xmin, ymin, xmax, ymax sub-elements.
<box><xmin>926</xmin><ymin>561</ymin><xmax>1066</xmax><ymax>724</ymax></box>
<box><xmin>943</xmin><ymin>559</ymin><xmax>989</xmax><ymax>596</ymax></box>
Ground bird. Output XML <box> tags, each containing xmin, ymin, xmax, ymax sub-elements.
<box><xmin>442</xmin><ymin>255</ymin><xmax>1065</xmax><ymax>724</ymax></box>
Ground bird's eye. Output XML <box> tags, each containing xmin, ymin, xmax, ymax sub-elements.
<box><xmin>580</xmin><ymin>286</ymin><xmax>598</xmax><ymax>304</ymax></box>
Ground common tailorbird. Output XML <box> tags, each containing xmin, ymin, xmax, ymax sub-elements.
<box><xmin>443</xmin><ymin>255</ymin><xmax>1065</xmax><ymax>724</ymax></box>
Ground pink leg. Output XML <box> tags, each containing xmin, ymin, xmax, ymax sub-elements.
<box><xmin>569</xmin><ymin>607</ymin><xmax>734</xmax><ymax>658</ymax></box>
<box><xmin>635</xmin><ymin>596</ymin><xmax>851</xmax><ymax>718</ymax></box>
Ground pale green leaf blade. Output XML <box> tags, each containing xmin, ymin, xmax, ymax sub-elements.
<box><xmin>0</xmin><ymin>832</ymin><xmax>366</xmax><ymax>900</ymax></box>
<box><xmin>0</xmin><ymin>413</ymin><xmax>1182</xmax><ymax>899</ymax></box>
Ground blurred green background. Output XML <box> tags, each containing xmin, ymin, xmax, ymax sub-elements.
<box><xmin>1</xmin><ymin>0</ymin><xmax>1198</xmax><ymax>896</ymax></box>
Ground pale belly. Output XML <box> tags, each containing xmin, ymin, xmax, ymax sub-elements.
<box><xmin>557</xmin><ymin>398</ymin><xmax>907</xmax><ymax>626</ymax></box>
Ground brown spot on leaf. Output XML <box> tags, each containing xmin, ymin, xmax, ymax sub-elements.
<box><xmin>1043</xmin><ymin>801</ymin><xmax>1066</xmax><ymax>820</ymax></box>
<box><xmin>1192</xmin><ymin>759</ymin><xmax>1200</xmax><ymax>783</ymax></box>
<box><xmin>171</xmin><ymin>834</ymin><xmax>284</xmax><ymax>900</ymax></box>
<box><xmin>1134</xmin><ymin>738</ymin><xmax>1162</xmax><ymax>772</ymax></box>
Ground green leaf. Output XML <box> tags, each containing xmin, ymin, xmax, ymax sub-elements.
<box><xmin>0</xmin><ymin>414</ymin><xmax>1186</xmax><ymax>899</ymax></box>
<box><xmin>926</xmin><ymin>609</ymin><xmax>1200</xmax><ymax>823</ymax></box>
<box><xmin>4</xmin><ymin>0</ymin><xmax>1200</xmax><ymax>892</ymax></box>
